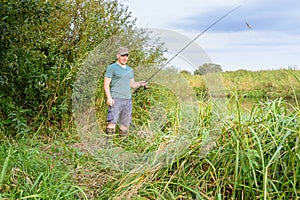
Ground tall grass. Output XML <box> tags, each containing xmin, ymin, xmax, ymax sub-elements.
<box><xmin>1</xmin><ymin>99</ymin><xmax>298</xmax><ymax>199</ymax></box>
<box><xmin>97</xmin><ymin>97</ymin><xmax>299</xmax><ymax>199</ymax></box>
<box><xmin>0</xmin><ymin>137</ymin><xmax>89</xmax><ymax>199</ymax></box>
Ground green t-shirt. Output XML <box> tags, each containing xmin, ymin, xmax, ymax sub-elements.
<box><xmin>105</xmin><ymin>63</ymin><xmax>134</xmax><ymax>99</ymax></box>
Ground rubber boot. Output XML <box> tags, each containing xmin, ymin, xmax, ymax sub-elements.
<box><xmin>106</xmin><ymin>127</ymin><xmax>115</xmax><ymax>135</ymax></box>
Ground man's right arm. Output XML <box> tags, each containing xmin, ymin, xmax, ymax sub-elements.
<box><xmin>104</xmin><ymin>77</ymin><xmax>114</xmax><ymax>106</ymax></box>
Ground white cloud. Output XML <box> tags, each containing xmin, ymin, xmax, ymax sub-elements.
<box><xmin>192</xmin><ymin>30</ymin><xmax>300</xmax><ymax>71</ymax></box>
<box><xmin>123</xmin><ymin>0</ymin><xmax>300</xmax><ymax>71</ymax></box>
<box><xmin>124</xmin><ymin>0</ymin><xmax>245</xmax><ymax>28</ymax></box>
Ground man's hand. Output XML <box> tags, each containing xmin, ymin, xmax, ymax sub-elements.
<box><xmin>140</xmin><ymin>81</ymin><xmax>148</xmax><ymax>87</ymax></box>
<box><xmin>107</xmin><ymin>97</ymin><xmax>114</xmax><ymax>106</ymax></box>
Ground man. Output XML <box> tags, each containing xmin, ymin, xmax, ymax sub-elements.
<box><xmin>104</xmin><ymin>47</ymin><xmax>147</xmax><ymax>136</ymax></box>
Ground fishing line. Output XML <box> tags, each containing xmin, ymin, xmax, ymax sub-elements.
<box><xmin>144</xmin><ymin>5</ymin><xmax>242</xmax><ymax>84</ymax></box>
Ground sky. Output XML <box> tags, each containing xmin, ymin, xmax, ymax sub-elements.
<box><xmin>123</xmin><ymin>0</ymin><xmax>300</xmax><ymax>71</ymax></box>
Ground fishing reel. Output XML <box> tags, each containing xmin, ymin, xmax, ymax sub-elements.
<box><xmin>143</xmin><ymin>85</ymin><xmax>150</xmax><ymax>90</ymax></box>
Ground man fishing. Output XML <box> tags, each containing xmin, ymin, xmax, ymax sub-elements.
<box><xmin>104</xmin><ymin>47</ymin><xmax>147</xmax><ymax>136</ymax></box>
<box><xmin>104</xmin><ymin>6</ymin><xmax>240</xmax><ymax>137</ymax></box>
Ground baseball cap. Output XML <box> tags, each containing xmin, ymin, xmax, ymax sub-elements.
<box><xmin>118</xmin><ymin>47</ymin><xmax>129</xmax><ymax>55</ymax></box>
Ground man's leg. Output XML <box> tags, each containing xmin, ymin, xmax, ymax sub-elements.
<box><xmin>119</xmin><ymin>99</ymin><xmax>132</xmax><ymax>136</ymax></box>
<box><xmin>106</xmin><ymin>99</ymin><xmax>120</xmax><ymax>134</ymax></box>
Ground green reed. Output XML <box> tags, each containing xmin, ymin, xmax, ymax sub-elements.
<box><xmin>98</xmin><ymin>97</ymin><xmax>299</xmax><ymax>199</ymax></box>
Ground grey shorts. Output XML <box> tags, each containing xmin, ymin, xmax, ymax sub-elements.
<box><xmin>106</xmin><ymin>98</ymin><xmax>132</xmax><ymax>127</ymax></box>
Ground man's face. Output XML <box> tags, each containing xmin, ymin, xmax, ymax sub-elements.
<box><xmin>117</xmin><ymin>54</ymin><xmax>129</xmax><ymax>65</ymax></box>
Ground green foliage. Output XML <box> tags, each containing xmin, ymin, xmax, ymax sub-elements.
<box><xmin>0</xmin><ymin>95</ymin><xmax>30</xmax><ymax>136</ymax></box>
<box><xmin>0</xmin><ymin>0</ymin><xmax>165</xmax><ymax>137</ymax></box>
<box><xmin>131</xmin><ymin>84</ymin><xmax>179</xmax><ymax>128</ymax></box>
<box><xmin>1</xmin><ymin>0</ymin><xmax>74</xmax><ymax>135</ymax></box>
<box><xmin>0</xmin><ymin>139</ymin><xmax>90</xmax><ymax>199</ymax></box>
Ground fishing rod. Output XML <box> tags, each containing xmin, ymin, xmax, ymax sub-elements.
<box><xmin>142</xmin><ymin>5</ymin><xmax>242</xmax><ymax>86</ymax></box>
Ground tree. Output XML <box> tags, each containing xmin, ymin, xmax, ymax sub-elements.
<box><xmin>180</xmin><ymin>70</ymin><xmax>192</xmax><ymax>75</ymax></box>
<box><xmin>194</xmin><ymin>63</ymin><xmax>223</xmax><ymax>75</ymax></box>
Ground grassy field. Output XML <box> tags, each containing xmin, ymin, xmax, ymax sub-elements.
<box><xmin>1</xmin><ymin>70</ymin><xmax>299</xmax><ymax>199</ymax></box>
<box><xmin>184</xmin><ymin>69</ymin><xmax>300</xmax><ymax>99</ymax></box>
